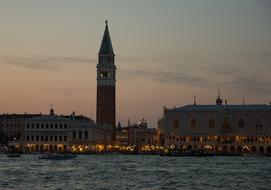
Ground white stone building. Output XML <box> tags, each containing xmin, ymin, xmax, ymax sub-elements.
<box><xmin>157</xmin><ymin>96</ymin><xmax>271</xmax><ymax>155</ymax></box>
<box><xmin>0</xmin><ymin>108</ymin><xmax>112</xmax><ymax>152</ymax></box>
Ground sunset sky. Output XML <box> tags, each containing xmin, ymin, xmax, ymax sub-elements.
<box><xmin>0</xmin><ymin>0</ymin><xmax>270</xmax><ymax>128</ymax></box>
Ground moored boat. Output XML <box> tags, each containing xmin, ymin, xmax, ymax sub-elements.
<box><xmin>160</xmin><ymin>149</ymin><xmax>215</xmax><ymax>157</ymax></box>
<box><xmin>7</xmin><ymin>153</ymin><xmax>21</xmax><ymax>157</ymax></box>
<box><xmin>39</xmin><ymin>153</ymin><xmax>76</xmax><ymax>160</ymax></box>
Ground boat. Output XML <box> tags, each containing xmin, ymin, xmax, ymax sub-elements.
<box><xmin>6</xmin><ymin>153</ymin><xmax>21</xmax><ymax>157</ymax></box>
<box><xmin>160</xmin><ymin>149</ymin><xmax>215</xmax><ymax>157</ymax></box>
<box><xmin>39</xmin><ymin>153</ymin><xmax>76</xmax><ymax>160</ymax></box>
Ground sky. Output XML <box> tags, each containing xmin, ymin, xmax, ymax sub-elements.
<box><xmin>0</xmin><ymin>0</ymin><xmax>270</xmax><ymax>128</ymax></box>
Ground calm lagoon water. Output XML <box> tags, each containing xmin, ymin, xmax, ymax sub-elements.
<box><xmin>0</xmin><ymin>154</ymin><xmax>270</xmax><ymax>190</ymax></box>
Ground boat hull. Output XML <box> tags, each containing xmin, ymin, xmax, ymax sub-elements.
<box><xmin>39</xmin><ymin>154</ymin><xmax>76</xmax><ymax>160</ymax></box>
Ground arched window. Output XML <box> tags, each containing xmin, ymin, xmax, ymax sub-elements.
<box><xmin>223</xmin><ymin>120</ymin><xmax>230</xmax><ymax>129</ymax></box>
<box><xmin>238</xmin><ymin>119</ymin><xmax>244</xmax><ymax>128</ymax></box>
<box><xmin>191</xmin><ymin>119</ymin><xmax>196</xmax><ymax>128</ymax></box>
<box><xmin>256</xmin><ymin>120</ymin><xmax>263</xmax><ymax>130</ymax></box>
<box><xmin>173</xmin><ymin>118</ymin><xmax>179</xmax><ymax>128</ymax></box>
<box><xmin>208</xmin><ymin>119</ymin><xmax>215</xmax><ymax>128</ymax></box>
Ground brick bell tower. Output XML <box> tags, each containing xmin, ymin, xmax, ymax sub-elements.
<box><xmin>96</xmin><ymin>20</ymin><xmax>116</xmax><ymax>140</ymax></box>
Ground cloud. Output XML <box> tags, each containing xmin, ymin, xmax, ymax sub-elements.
<box><xmin>0</xmin><ymin>55</ymin><xmax>96</xmax><ymax>70</ymax></box>
<box><xmin>48</xmin><ymin>87</ymin><xmax>91</xmax><ymax>96</ymax></box>
<box><xmin>227</xmin><ymin>76</ymin><xmax>271</xmax><ymax>94</ymax></box>
<box><xmin>119</xmin><ymin>51</ymin><xmax>271</xmax><ymax>95</ymax></box>
<box><xmin>120</xmin><ymin>69</ymin><xmax>209</xmax><ymax>87</ymax></box>
<box><xmin>42</xmin><ymin>81</ymin><xmax>93</xmax><ymax>96</ymax></box>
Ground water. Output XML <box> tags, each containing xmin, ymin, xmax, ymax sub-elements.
<box><xmin>0</xmin><ymin>154</ymin><xmax>270</xmax><ymax>190</ymax></box>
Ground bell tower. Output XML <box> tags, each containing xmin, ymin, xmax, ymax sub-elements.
<box><xmin>96</xmin><ymin>20</ymin><xmax>116</xmax><ymax>140</ymax></box>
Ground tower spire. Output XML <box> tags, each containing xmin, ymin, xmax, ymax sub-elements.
<box><xmin>50</xmin><ymin>104</ymin><xmax>54</xmax><ymax>115</ymax></box>
<box><xmin>193</xmin><ymin>94</ymin><xmax>197</xmax><ymax>105</ymax></box>
<box><xmin>99</xmin><ymin>20</ymin><xmax>114</xmax><ymax>55</ymax></box>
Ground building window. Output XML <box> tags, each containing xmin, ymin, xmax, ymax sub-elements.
<box><xmin>256</xmin><ymin>121</ymin><xmax>263</xmax><ymax>130</ymax></box>
<box><xmin>36</xmin><ymin>123</ymin><xmax>39</xmax><ymax>129</ymax></box>
<box><xmin>59</xmin><ymin>136</ymin><xmax>62</xmax><ymax>142</ymax></box>
<box><xmin>46</xmin><ymin>124</ymin><xmax>49</xmax><ymax>129</ymax></box>
<box><xmin>238</xmin><ymin>119</ymin><xmax>244</xmax><ymax>128</ymax></box>
<box><xmin>64</xmin><ymin>124</ymin><xmax>67</xmax><ymax>129</ymax></box>
<box><xmin>79</xmin><ymin>131</ymin><xmax>82</xmax><ymax>139</ymax></box>
<box><xmin>45</xmin><ymin>136</ymin><xmax>48</xmax><ymax>142</ymax></box>
<box><xmin>41</xmin><ymin>124</ymin><xmax>44</xmax><ymax>129</ymax></box>
<box><xmin>64</xmin><ymin>136</ymin><xmax>67</xmax><ymax>141</ymax></box>
<box><xmin>223</xmin><ymin>120</ymin><xmax>230</xmax><ymax>129</ymax></box>
<box><xmin>50</xmin><ymin>136</ymin><xmax>53</xmax><ymax>141</ymax></box>
<box><xmin>41</xmin><ymin>136</ymin><xmax>44</xmax><ymax>141</ymax></box>
<box><xmin>173</xmin><ymin>119</ymin><xmax>179</xmax><ymax>128</ymax></box>
<box><xmin>55</xmin><ymin>124</ymin><xmax>58</xmax><ymax>129</ymax></box>
<box><xmin>31</xmin><ymin>136</ymin><xmax>34</xmax><ymax>141</ymax></box>
<box><xmin>27</xmin><ymin>124</ymin><xmax>30</xmax><ymax>129</ymax></box>
<box><xmin>50</xmin><ymin>124</ymin><xmax>53</xmax><ymax>129</ymax></box>
<box><xmin>32</xmin><ymin>124</ymin><xmax>34</xmax><ymax>129</ymax></box>
<box><xmin>73</xmin><ymin>131</ymin><xmax>76</xmax><ymax>139</ymax></box>
<box><xmin>36</xmin><ymin>136</ymin><xmax>39</xmax><ymax>141</ymax></box>
<box><xmin>191</xmin><ymin>119</ymin><xmax>196</xmax><ymax>128</ymax></box>
<box><xmin>60</xmin><ymin>124</ymin><xmax>62</xmax><ymax>129</ymax></box>
<box><xmin>54</xmin><ymin>136</ymin><xmax>58</xmax><ymax>141</ymax></box>
<box><xmin>26</xmin><ymin>136</ymin><xmax>29</xmax><ymax>141</ymax></box>
<box><xmin>85</xmin><ymin>131</ymin><xmax>88</xmax><ymax>139</ymax></box>
<box><xmin>208</xmin><ymin>119</ymin><xmax>215</xmax><ymax>128</ymax></box>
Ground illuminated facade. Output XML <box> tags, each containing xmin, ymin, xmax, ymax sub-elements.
<box><xmin>23</xmin><ymin>108</ymin><xmax>70</xmax><ymax>152</ymax></box>
<box><xmin>0</xmin><ymin>108</ymin><xmax>112</xmax><ymax>152</ymax></box>
<box><xmin>69</xmin><ymin>117</ymin><xmax>112</xmax><ymax>153</ymax></box>
<box><xmin>115</xmin><ymin>119</ymin><xmax>157</xmax><ymax>147</ymax></box>
<box><xmin>157</xmin><ymin>95</ymin><xmax>271</xmax><ymax>155</ymax></box>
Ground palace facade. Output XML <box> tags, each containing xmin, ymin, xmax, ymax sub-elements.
<box><xmin>157</xmin><ymin>95</ymin><xmax>271</xmax><ymax>155</ymax></box>
<box><xmin>0</xmin><ymin>107</ymin><xmax>112</xmax><ymax>153</ymax></box>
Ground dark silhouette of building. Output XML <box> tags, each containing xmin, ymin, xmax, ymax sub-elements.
<box><xmin>96</xmin><ymin>21</ymin><xmax>116</xmax><ymax>140</ymax></box>
<box><xmin>115</xmin><ymin>119</ymin><xmax>157</xmax><ymax>148</ymax></box>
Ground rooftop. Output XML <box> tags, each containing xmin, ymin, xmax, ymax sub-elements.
<box><xmin>171</xmin><ymin>104</ymin><xmax>270</xmax><ymax>112</ymax></box>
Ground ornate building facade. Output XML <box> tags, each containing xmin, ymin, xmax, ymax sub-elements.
<box><xmin>157</xmin><ymin>95</ymin><xmax>271</xmax><ymax>155</ymax></box>
<box><xmin>115</xmin><ymin>119</ymin><xmax>157</xmax><ymax>148</ymax></box>
<box><xmin>0</xmin><ymin>108</ymin><xmax>112</xmax><ymax>152</ymax></box>
<box><xmin>96</xmin><ymin>21</ymin><xmax>116</xmax><ymax>140</ymax></box>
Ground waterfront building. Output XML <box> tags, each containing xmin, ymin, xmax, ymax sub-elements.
<box><xmin>157</xmin><ymin>94</ymin><xmax>271</xmax><ymax>154</ymax></box>
<box><xmin>23</xmin><ymin>107</ymin><xmax>70</xmax><ymax>152</ymax></box>
<box><xmin>69</xmin><ymin>113</ymin><xmax>112</xmax><ymax>153</ymax></box>
<box><xmin>96</xmin><ymin>20</ymin><xmax>116</xmax><ymax>140</ymax></box>
<box><xmin>115</xmin><ymin>119</ymin><xmax>157</xmax><ymax>148</ymax></box>
<box><xmin>0</xmin><ymin>107</ymin><xmax>112</xmax><ymax>152</ymax></box>
<box><xmin>0</xmin><ymin>113</ymin><xmax>41</xmax><ymax>141</ymax></box>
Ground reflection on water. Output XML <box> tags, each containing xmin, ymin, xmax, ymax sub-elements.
<box><xmin>0</xmin><ymin>154</ymin><xmax>270</xmax><ymax>190</ymax></box>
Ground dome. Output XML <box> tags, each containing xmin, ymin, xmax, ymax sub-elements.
<box><xmin>216</xmin><ymin>97</ymin><xmax>223</xmax><ymax>105</ymax></box>
<box><xmin>216</xmin><ymin>89</ymin><xmax>223</xmax><ymax>105</ymax></box>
